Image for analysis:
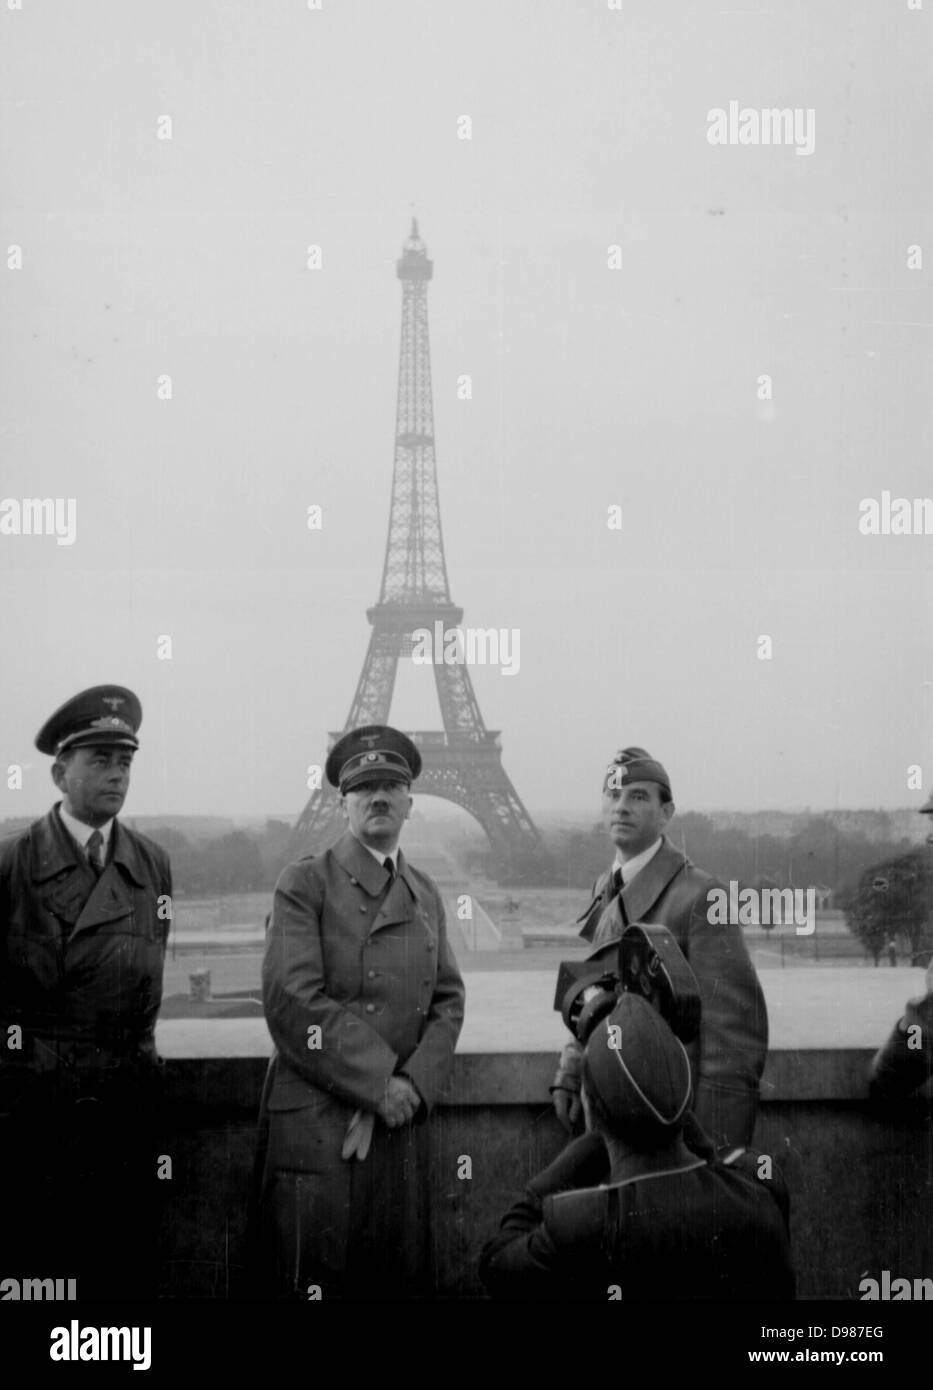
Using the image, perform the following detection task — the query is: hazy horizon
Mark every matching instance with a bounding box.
[2,798,928,835]
[2,1,930,826]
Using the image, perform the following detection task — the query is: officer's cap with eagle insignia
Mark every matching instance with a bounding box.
[603,746,671,797]
[326,724,422,793]
[35,685,142,757]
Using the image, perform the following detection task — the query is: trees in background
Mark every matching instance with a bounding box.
[544,811,913,899]
[844,849,933,966]
[145,823,273,896]
[132,813,930,927]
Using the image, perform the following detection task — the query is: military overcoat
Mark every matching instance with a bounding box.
[257,830,465,1297]
[563,837,768,1151]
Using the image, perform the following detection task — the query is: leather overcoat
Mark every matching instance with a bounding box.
[0,804,171,1110]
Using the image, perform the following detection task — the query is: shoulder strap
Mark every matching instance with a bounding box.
[544,1186,611,1250]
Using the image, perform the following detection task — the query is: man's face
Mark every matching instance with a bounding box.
[341,777,412,851]
[52,745,134,827]
[601,779,673,860]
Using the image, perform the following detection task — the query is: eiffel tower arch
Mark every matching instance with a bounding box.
[291,222,552,884]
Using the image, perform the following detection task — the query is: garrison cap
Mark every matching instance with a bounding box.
[326,724,422,793]
[604,746,671,797]
[35,685,142,757]
[583,993,692,1149]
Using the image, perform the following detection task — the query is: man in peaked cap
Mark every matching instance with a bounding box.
[550,747,768,1154]
[0,685,172,1298]
[481,994,794,1299]
[256,723,465,1298]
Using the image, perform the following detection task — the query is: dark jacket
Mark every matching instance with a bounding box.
[480,1132,795,1300]
[256,830,465,1296]
[558,838,768,1150]
[869,984,933,1100]
[0,805,171,1111]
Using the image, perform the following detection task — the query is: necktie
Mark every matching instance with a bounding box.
[384,856,396,883]
[86,830,104,877]
[610,868,628,927]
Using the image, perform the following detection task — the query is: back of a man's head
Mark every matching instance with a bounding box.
[582,993,692,1151]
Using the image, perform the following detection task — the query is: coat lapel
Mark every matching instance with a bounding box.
[371,847,424,932]
[30,806,82,883]
[576,869,612,942]
[71,865,137,938]
[333,831,391,898]
[620,840,685,924]
[582,839,686,948]
[331,833,422,934]
[32,812,145,940]
[109,819,149,889]
[371,878,417,932]
[372,848,426,932]
[28,807,95,935]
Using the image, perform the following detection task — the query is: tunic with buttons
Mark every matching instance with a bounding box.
[256,830,465,1297]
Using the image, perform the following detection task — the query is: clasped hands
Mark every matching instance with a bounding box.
[341,1076,421,1161]
[377,1074,421,1129]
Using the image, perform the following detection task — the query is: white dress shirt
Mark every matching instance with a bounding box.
[613,836,663,886]
[361,841,399,874]
[58,803,114,863]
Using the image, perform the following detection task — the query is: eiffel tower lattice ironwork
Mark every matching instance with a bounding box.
[291,221,551,882]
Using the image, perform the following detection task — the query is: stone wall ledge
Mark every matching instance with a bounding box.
[154,967,933,1109]
[154,1036,932,1110]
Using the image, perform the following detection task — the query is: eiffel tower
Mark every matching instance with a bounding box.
[291,221,551,883]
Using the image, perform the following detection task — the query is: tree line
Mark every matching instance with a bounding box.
[137,812,933,964]
[541,811,919,902]
[537,812,933,964]
[142,820,293,895]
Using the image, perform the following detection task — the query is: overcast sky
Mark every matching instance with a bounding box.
[1,0,931,824]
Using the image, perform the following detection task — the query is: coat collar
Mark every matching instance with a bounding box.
[579,836,688,943]
[331,831,424,930]
[619,836,688,924]
[30,805,148,888]
[395,848,419,901]
[109,818,149,887]
[333,830,398,897]
[31,806,81,882]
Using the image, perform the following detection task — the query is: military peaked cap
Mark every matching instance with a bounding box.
[35,685,142,756]
[326,724,422,793]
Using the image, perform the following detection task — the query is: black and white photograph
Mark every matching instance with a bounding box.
[1,0,931,1369]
